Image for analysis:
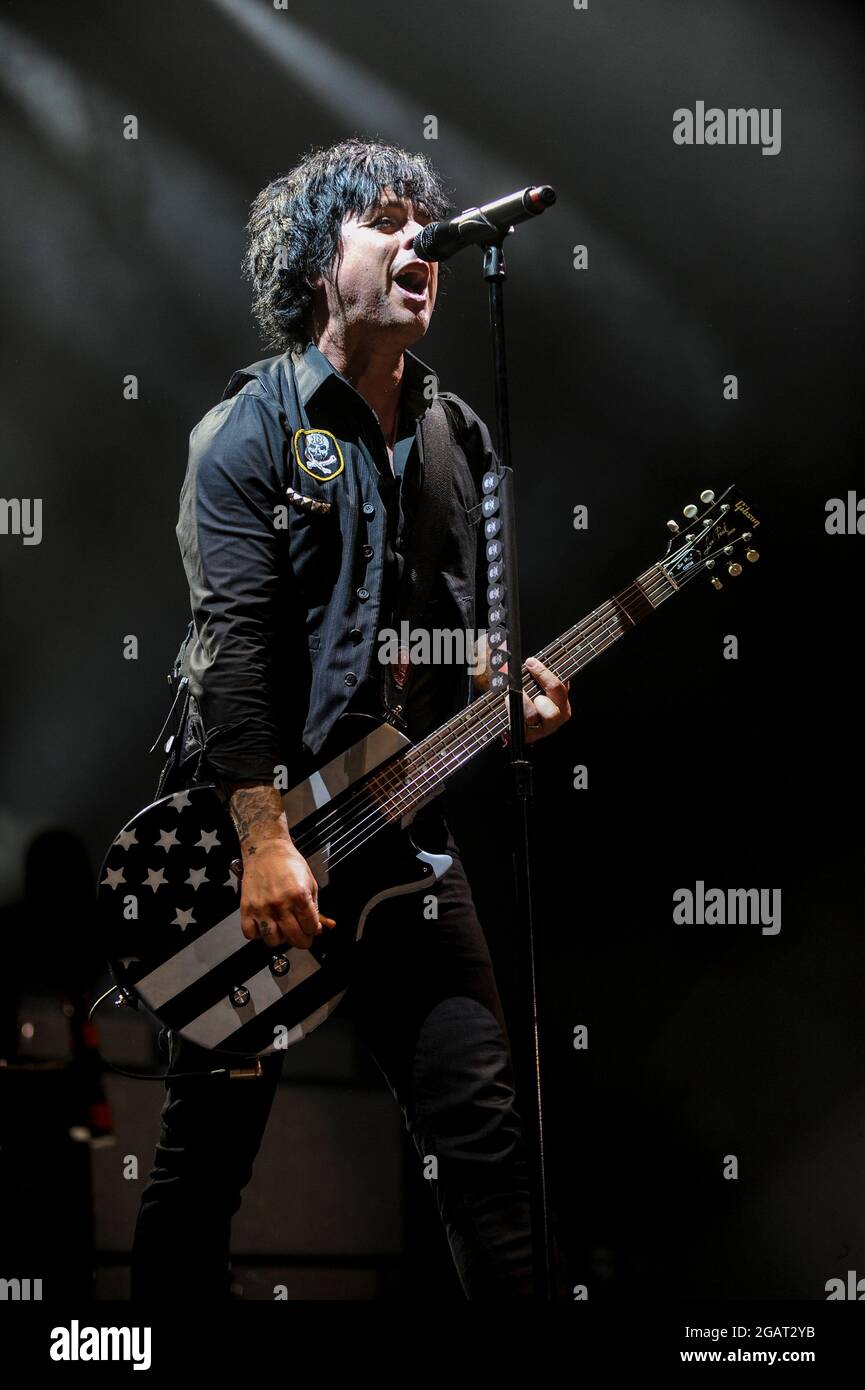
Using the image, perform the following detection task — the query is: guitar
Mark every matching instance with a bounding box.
[97,485,761,1056]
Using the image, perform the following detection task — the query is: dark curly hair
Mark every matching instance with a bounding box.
[242,137,453,354]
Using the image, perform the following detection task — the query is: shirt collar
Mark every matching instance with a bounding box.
[289,340,440,418]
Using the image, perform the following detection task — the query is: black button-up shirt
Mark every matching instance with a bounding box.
[175,340,495,788]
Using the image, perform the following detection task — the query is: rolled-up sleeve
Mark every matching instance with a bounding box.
[176,389,288,784]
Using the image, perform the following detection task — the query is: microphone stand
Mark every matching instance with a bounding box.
[479,234,555,1301]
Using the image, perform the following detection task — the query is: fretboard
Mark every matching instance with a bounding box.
[363,562,678,824]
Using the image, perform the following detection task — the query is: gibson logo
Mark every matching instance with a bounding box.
[733,499,759,527]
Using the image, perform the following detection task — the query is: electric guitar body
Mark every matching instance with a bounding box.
[97,485,762,1057]
[97,714,453,1057]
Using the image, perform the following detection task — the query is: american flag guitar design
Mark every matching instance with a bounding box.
[97,488,760,1056]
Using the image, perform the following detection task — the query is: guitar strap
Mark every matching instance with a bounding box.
[381,397,455,726]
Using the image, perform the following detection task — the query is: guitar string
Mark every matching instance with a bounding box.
[289,572,667,857]
[291,570,674,867]
[302,516,718,857]
[287,569,677,874]
[313,615,645,876]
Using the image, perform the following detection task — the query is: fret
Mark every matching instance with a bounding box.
[369,576,669,826]
[313,554,694,860]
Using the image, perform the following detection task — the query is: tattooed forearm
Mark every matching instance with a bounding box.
[227,782,291,851]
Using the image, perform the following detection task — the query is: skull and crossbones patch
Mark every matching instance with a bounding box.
[293,428,345,483]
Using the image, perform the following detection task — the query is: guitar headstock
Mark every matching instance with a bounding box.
[661,485,761,590]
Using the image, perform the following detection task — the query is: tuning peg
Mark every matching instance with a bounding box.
[666,520,680,533]
[710,576,723,590]
[700,489,715,504]
[746,548,759,562]
[683,504,698,519]
[728,562,743,577]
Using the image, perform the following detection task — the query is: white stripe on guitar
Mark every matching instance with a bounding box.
[134,847,331,1010]
[281,719,408,827]
[175,847,453,1053]
[179,948,326,1050]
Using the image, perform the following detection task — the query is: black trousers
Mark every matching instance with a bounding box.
[131,808,534,1300]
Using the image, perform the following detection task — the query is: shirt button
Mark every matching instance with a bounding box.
[362,544,374,559]
[356,587,370,601]
[349,628,363,644]
[344,672,358,686]
[362,502,375,518]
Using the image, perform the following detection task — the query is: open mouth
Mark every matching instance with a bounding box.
[393,266,429,299]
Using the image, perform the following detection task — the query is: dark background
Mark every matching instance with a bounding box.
[0,0,862,1300]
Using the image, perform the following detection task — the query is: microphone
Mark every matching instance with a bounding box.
[413,184,556,263]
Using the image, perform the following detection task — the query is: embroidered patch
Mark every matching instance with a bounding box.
[293,428,345,483]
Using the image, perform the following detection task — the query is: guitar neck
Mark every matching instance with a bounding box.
[365,562,678,822]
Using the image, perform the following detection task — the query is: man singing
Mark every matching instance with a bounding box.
[131,138,570,1301]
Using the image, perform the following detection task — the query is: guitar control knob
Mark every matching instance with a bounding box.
[666,520,680,534]
[683,504,698,519]
[269,954,290,977]
[230,986,251,1008]
[728,562,743,577]
[710,576,723,590]
[700,489,715,504]
[746,548,760,562]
